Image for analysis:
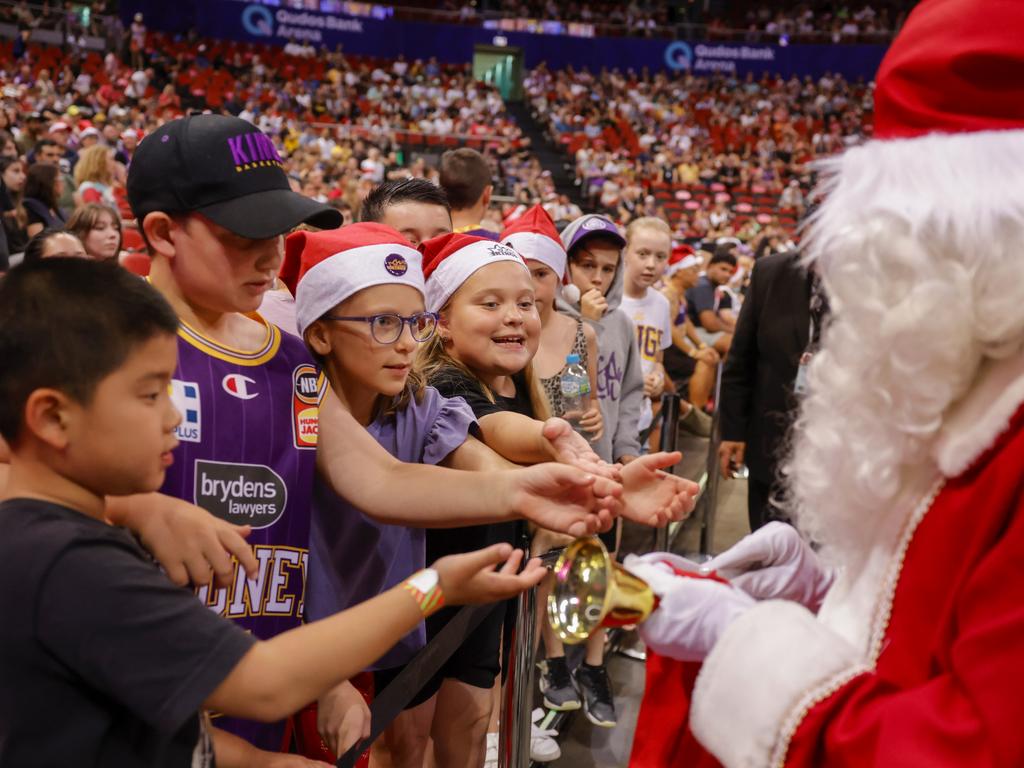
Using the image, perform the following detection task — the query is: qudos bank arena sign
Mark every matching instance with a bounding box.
[241,3,363,43]
[664,41,776,73]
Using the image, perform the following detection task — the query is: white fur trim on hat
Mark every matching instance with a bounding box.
[425,240,527,312]
[295,243,423,336]
[502,231,567,279]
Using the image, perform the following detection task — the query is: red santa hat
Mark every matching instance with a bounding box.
[873,0,1024,139]
[280,223,423,337]
[499,204,567,280]
[666,243,700,277]
[420,232,528,312]
[806,0,1024,260]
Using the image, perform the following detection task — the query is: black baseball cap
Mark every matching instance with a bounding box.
[127,114,341,239]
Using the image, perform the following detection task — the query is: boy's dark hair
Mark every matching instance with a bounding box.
[359,177,451,223]
[709,245,738,268]
[438,148,492,211]
[23,163,59,209]
[32,138,59,155]
[0,258,180,442]
[22,228,80,264]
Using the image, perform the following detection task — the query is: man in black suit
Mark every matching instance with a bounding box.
[717,250,827,531]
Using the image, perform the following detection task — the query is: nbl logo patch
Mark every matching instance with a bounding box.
[170,379,201,443]
[292,364,324,449]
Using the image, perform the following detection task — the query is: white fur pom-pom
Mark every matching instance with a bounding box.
[561,283,580,304]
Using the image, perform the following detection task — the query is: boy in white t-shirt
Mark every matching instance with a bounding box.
[620,217,674,442]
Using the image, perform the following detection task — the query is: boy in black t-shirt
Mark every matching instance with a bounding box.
[0,259,547,768]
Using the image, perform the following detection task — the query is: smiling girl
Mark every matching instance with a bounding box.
[283,224,625,768]
[415,232,699,755]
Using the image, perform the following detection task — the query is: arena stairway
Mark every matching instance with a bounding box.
[505,100,587,212]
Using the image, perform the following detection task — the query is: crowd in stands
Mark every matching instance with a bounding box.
[525,63,867,252]
[739,2,919,42]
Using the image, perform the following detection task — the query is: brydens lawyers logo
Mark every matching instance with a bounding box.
[384,253,409,276]
[170,379,201,443]
[194,459,287,529]
[222,373,259,400]
[292,364,324,449]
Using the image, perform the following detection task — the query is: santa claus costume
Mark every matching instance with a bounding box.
[626,0,1024,766]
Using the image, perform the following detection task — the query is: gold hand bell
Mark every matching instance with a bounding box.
[547,536,658,644]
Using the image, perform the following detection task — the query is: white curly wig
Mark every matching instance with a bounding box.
[785,128,1024,559]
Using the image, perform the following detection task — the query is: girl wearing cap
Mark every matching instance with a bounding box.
[282,223,628,767]
[415,231,699,757]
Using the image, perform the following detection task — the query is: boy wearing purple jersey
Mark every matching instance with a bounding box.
[128,115,626,762]
[0,258,549,768]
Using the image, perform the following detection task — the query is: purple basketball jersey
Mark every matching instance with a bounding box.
[161,316,322,751]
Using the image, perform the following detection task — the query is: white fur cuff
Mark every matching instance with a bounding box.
[691,600,862,768]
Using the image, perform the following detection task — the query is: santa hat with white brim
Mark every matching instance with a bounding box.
[420,232,528,313]
[666,243,700,277]
[280,223,424,337]
[499,204,567,280]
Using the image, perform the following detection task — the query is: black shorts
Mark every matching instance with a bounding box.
[419,521,522,696]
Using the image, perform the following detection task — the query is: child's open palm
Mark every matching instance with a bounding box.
[619,452,700,527]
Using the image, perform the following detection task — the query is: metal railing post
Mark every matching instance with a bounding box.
[654,392,681,553]
[499,565,539,767]
[699,363,724,555]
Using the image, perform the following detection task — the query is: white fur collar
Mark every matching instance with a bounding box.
[931,351,1024,478]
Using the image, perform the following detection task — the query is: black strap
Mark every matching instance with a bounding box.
[336,601,501,768]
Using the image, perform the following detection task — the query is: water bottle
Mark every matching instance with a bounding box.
[559,353,591,428]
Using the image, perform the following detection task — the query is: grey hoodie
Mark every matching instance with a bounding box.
[558,215,644,463]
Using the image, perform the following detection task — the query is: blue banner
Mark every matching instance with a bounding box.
[126,0,887,82]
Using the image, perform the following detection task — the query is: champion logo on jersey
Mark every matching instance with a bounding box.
[169,379,202,443]
[222,373,259,400]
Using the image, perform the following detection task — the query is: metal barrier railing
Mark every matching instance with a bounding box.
[341,376,724,767]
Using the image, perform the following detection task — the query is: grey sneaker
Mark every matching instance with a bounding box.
[574,662,617,728]
[680,402,712,437]
[538,656,581,711]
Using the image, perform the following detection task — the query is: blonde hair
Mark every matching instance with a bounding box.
[73,145,114,188]
[625,215,672,241]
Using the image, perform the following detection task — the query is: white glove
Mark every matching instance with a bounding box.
[624,553,755,662]
[705,521,833,612]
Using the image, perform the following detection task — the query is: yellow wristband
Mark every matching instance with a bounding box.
[402,569,445,617]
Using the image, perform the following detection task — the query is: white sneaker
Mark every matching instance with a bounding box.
[530,708,561,762]
[484,731,499,768]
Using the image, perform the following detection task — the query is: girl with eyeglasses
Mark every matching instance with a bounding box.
[282,223,625,767]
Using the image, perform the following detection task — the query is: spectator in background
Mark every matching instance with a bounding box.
[440,147,498,239]
[129,12,146,70]
[0,130,18,159]
[66,202,122,261]
[22,228,87,263]
[73,144,118,208]
[358,177,452,247]
[46,121,79,169]
[22,163,67,238]
[685,245,737,356]
[115,129,139,166]
[1,157,29,255]
[78,126,101,150]
[30,138,76,212]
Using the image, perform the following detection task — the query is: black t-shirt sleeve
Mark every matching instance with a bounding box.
[35,538,256,735]
[429,365,506,420]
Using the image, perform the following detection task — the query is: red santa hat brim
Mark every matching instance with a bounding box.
[282,223,424,337]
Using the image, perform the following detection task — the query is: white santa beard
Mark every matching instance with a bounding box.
[784,128,1024,563]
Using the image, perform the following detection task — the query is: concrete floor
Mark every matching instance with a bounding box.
[539,427,752,768]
